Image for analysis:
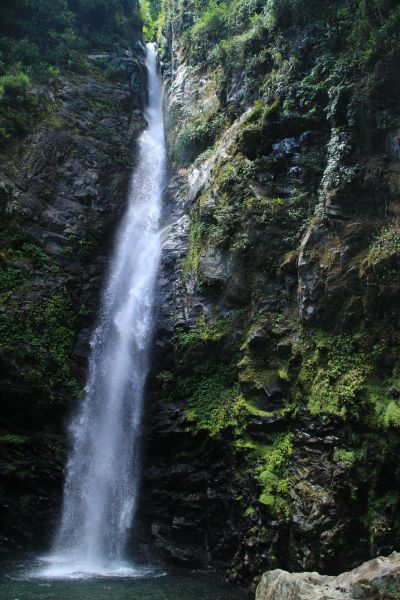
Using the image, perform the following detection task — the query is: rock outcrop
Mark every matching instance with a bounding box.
[256,552,400,600]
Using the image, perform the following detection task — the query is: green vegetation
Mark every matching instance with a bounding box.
[298,331,371,419]
[0,1,145,407]
[186,375,243,435]
[257,433,293,517]
[0,232,80,399]
[0,0,143,147]
[156,0,400,563]
[0,0,142,71]
[294,328,400,430]
[0,434,29,445]
[182,150,310,282]
[141,0,161,40]
[365,223,400,267]
[173,112,226,167]
[0,71,37,147]
[0,289,80,398]
[0,0,398,573]
[169,0,400,76]
[185,2,231,64]
[361,222,400,291]
[334,448,356,469]
[172,315,242,436]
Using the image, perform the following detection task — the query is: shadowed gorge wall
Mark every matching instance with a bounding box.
[137,0,400,590]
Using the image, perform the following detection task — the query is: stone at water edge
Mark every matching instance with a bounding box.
[255,552,400,599]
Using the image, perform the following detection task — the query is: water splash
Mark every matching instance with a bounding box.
[41,43,166,578]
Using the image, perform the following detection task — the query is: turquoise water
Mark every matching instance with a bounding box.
[0,559,249,600]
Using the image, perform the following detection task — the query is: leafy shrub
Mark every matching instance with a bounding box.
[186,3,230,63]
[173,112,226,166]
[257,433,293,517]
[298,331,371,418]
[0,72,30,101]
[364,223,400,269]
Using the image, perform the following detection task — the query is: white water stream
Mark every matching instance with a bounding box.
[41,43,167,578]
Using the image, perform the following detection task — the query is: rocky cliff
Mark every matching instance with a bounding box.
[1,0,400,593]
[0,32,148,551]
[137,0,400,591]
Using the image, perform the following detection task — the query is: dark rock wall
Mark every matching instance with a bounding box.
[137,0,400,591]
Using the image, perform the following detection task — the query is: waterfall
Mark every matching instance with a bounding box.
[42,43,166,577]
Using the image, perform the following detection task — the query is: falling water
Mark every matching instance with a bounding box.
[42,43,167,578]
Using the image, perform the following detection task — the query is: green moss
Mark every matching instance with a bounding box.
[0,266,25,303]
[293,329,400,430]
[0,278,80,398]
[382,400,400,428]
[185,217,205,275]
[236,99,280,157]
[244,505,255,518]
[189,149,308,268]
[175,314,233,358]
[365,223,400,265]
[231,432,294,518]
[187,379,243,436]
[9,243,51,266]
[193,158,255,254]
[0,434,29,444]
[297,330,371,418]
[361,223,400,289]
[0,72,30,101]
[192,147,215,168]
[364,487,400,553]
[78,239,95,258]
[239,355,280,393]
[157,370,174,383]
[171,314,245,435]
[256,432,293,518]
[368,367,400,428]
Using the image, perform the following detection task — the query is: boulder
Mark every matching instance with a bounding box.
[256,552,400,600]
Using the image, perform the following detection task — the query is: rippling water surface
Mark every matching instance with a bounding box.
[0,559,249,600]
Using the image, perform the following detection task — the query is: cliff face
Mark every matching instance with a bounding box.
[1,0,400,591]
[138,0,400,589]
[0,39,147,552]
